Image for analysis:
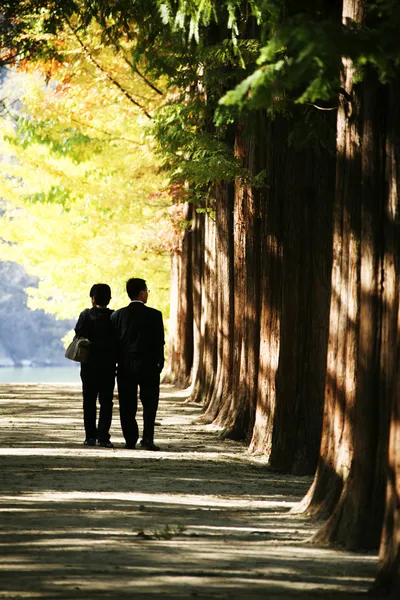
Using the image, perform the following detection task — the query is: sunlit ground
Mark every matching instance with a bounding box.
[0,383,377,599]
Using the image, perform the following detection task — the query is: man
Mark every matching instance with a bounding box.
[111,278,165,451]
[75,283,116,448]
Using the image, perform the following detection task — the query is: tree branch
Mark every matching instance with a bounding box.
[91,13,163,96]
[63,16,153,120]
[68,117,141,145]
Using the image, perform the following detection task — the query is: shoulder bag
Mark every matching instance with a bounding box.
[65,335,91,363]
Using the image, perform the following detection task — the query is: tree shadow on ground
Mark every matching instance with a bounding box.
[0,384,377,599]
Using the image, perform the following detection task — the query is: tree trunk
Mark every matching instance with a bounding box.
[295,0,363,521]
[371,77,400,599]
[250,110,334,475]
[167,202,193,387]
[214,118,261,440]
[249,114,284,458]
[298,0,391,551]
[189,208,204,398]
[201,181,235,423]
[190,207,218,404]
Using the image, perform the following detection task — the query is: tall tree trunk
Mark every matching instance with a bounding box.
[295,0,363,519]
[189,209,204,398]
[201,181,235,422]
[297,1,391,551]
[178,203,194,386]
[214,117,261,440]
[371,77,400,599]
[374,335,400,597]
[249,114,284,458]
[250,111,334,475]
[190,208,218,403]
[167,202,193,386]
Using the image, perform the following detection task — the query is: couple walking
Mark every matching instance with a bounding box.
[74,277,165,451]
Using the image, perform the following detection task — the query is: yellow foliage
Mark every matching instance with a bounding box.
[0,23,172,325]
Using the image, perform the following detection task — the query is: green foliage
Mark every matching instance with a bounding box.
[4,0,398,332]
[9,117,99,162]
[221,3,400,110]
[23,185,71,206]
[152,100,242,201]
[288,108,336,155]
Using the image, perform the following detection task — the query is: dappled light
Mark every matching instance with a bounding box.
[1,0,400,594]
[0,383,377,598]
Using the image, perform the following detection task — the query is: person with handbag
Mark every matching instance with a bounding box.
[74,283,116,448]
[111,278,165,451]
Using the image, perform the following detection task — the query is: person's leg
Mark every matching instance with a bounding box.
[81,365,98,443]
[97,366,115,444]
[117,370,139,447]
[139,371,160,444]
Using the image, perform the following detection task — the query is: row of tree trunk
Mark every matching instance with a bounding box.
[167,0,400,595]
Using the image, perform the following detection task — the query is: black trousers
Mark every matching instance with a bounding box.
[117,368,160,447]
[80,363,115,442]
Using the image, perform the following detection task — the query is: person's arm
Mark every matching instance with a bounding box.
[74,309,91,339]
[110,310,121,340]
[157,312,165,372]
[110,310,123,363]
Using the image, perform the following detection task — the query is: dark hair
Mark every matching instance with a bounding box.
[90,283,111,306]
[126,278,147,300]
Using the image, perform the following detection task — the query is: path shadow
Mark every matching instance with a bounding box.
[0,384,377,599]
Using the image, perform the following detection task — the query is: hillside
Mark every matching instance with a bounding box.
[0,261,73,366]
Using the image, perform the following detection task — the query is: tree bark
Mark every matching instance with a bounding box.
[371,77,400,598]
[188,209,204,399]
[167,202,193,387]
[249,110,334,475]
[297,1,392,551]
[214,118,261,440]
[190,207,218,404]
[249,114,284,458]
[201,181,235,423]
[295,0,363,522]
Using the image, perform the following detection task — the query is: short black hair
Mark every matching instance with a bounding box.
[90,283,111,306]
[126,278,147,300]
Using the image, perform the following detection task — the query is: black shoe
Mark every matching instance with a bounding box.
[124,443,136,449]
[84,438,96,446]
[97,440,114,448]
[140,439,160,451]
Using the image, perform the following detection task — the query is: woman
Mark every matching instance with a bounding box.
[74,283,116,448]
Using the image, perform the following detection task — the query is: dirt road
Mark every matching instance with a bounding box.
[0,383,376,599]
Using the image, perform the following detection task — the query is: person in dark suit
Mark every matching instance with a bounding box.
[111,278,165,451]
[74,283,116,448]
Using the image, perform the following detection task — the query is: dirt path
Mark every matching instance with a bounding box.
[0,383,377,599]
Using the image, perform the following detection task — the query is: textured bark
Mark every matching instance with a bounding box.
[374,359,400,597]
[298,1,392,552]
[201,182,234,423]
[371,78,400,598]
[214,119,261,440]
[249,110,334,475]
[249,115,284,459]
[295,1,363,521]
[167,202,193,387]
[178,203,194,386]
[167,251,180,380]
[189,209,204,397]
[190,209,217,404]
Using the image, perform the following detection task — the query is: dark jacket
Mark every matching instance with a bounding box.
[110,302,164,373]
[75,307,116,366]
